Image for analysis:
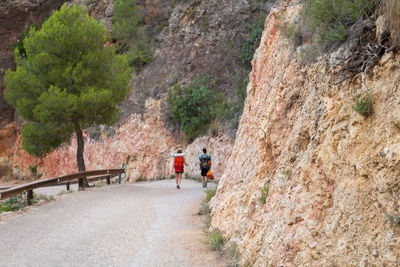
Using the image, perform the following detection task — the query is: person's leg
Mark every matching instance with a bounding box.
[202,176,207,188]
[201,168,206,188]
[177,173,182,188]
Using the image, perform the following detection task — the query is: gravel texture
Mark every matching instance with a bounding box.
[0,179,224,266]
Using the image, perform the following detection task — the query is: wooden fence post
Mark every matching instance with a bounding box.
[66,182,70,191]
[27,190,33,206]
[78,178,84,190]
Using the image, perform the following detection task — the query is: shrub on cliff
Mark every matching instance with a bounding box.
[165,76,216,142]
[281,0,381,60]
[4,5,131,188]
[303,0,379,44]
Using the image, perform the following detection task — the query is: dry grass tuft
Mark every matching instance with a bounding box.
[382,0,400,46]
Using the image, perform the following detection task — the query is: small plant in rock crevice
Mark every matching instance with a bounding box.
[206,229,226,252]
[205,188,217,203]
[135,176,147,182]
[227,241,241,267]
[259,185,270,204]
[352,93,371,117]
[386,213,400,226]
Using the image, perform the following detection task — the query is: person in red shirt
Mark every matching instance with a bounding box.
[172,150,186,189]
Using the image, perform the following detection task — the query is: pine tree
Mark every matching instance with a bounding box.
[4,5,131,188]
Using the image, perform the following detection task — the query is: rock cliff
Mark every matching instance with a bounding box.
[9,99,232,180]
[211,1,400,266]
[0,0,66,128]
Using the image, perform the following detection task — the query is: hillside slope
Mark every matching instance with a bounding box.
[0,0,268,181]
[211,1,400,265]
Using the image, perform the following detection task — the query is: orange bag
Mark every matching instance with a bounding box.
[206,170,214,180]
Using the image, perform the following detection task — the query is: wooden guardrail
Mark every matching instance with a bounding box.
[0,168,125,205]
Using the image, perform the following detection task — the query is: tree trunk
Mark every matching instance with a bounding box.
[75,123,87,189]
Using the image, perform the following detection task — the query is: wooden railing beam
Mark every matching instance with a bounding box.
[0,168,125,201]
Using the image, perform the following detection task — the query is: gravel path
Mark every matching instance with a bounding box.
[0,180,224,266]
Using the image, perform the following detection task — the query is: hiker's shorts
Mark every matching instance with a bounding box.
[175,168,184,174]
[201,167,209,176]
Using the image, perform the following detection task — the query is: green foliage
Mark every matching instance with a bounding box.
[112,0,153,68]
[184,173,202,182]
[214,75,248,131]
[29,165,37,175]
[280,23,303,48]
[387,213,400,226]
[135,176,147,182]
[4,5,131,158]
[188,8,196,19]
[95,181,106,187]
[259,185,270,204]
[0,203,13,212]
[280,0,380,59]
[14,24,37,59]
[206,229,226,252]
[205,188,217,203]
[165,76,216,142]
[198,203,212,216]
[323,23,348,42]
[1,195,26,211]
[0,192,52,212]
[199,19,209,28]
[302,0,379,44]
[227,242,241,267]
[240,13,265,69]
[298,44,320,64]
[352,93,371,117]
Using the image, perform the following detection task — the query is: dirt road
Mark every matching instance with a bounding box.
[0,180,224,266]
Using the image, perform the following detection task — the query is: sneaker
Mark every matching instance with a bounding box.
[177,185,180,189]
[202,182,206,188]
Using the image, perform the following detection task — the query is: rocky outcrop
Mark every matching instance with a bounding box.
[0,0,66,129]
[9,99,232,180]
[121,0,268,118]
[211,1,400,266]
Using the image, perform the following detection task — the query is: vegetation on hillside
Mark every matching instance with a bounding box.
[164,2,269,141]
[4,5,131,187]
[281,0,382,63]
[112,0,153,69]
[165,76,216,142]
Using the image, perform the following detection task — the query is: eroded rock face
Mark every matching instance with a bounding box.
[10,99,232,181]
[211,1,400,266]
[0,0,66,129]
[1,0,256,182]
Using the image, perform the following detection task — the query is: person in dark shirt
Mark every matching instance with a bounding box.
[199,148,211,188]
